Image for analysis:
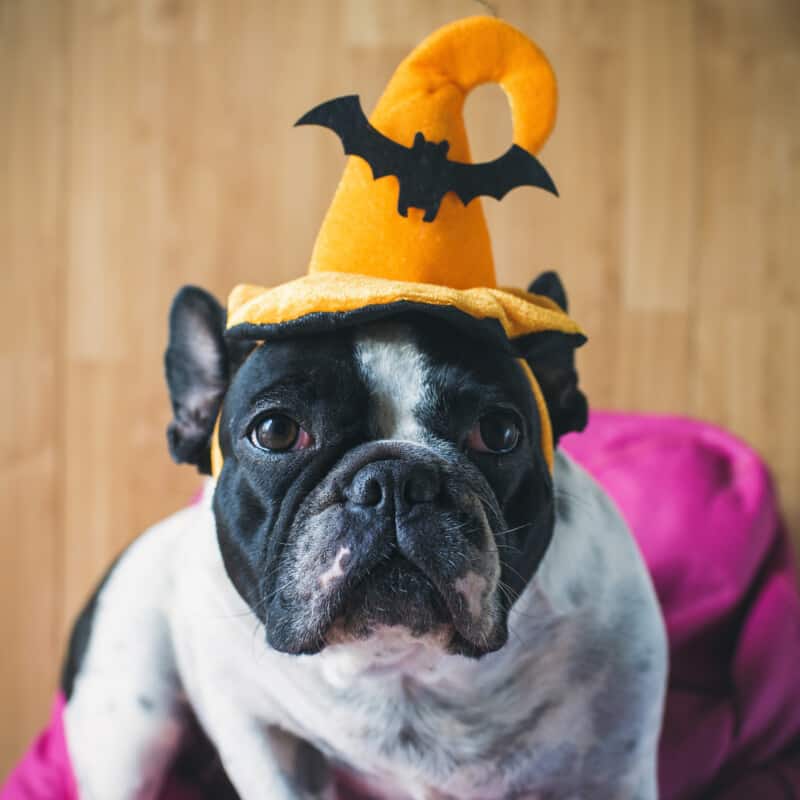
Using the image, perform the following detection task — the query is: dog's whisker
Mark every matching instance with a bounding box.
[494,521,534,538]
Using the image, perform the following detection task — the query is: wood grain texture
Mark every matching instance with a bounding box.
[1,0,798,776]
[0,0,67,773]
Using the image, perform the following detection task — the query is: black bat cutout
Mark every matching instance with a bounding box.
[296,95,558,223]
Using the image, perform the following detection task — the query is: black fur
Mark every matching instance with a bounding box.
[165,286,229,473]
[168,714,241,799]
[212,332,372,648]
[411,316,554,602]
[525,271,589,443]
[61,556,121,699]
[165,286,254,474]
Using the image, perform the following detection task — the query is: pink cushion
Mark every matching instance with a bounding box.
[562,412,800,798]
[1,695,77,800]
[4,412,799,799]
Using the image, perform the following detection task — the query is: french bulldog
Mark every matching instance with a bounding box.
[61,272,668,800]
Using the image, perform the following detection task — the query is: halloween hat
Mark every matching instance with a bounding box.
[212,16,585,477]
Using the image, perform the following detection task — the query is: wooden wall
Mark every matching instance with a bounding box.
[1,0,798,776]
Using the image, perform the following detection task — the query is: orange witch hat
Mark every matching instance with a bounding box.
[211,17,584,477]
[304,15,559,289]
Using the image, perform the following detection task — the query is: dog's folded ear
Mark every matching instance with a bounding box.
[164,286,231,474]
[523,271,589,445]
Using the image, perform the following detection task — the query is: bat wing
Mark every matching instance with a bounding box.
[447,144,559,206]
[295,95,411,181]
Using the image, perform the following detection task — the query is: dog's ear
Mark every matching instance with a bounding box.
[523,271,589,445]
[165,286,230,474]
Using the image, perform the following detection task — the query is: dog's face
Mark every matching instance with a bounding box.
[214,319,551,658]
[164,275,586,660]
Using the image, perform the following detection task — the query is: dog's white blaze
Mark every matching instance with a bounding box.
[454,571,488,621]
[354,324,428,441]
[319,546,350,590]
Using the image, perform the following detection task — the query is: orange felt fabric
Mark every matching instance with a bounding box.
[225,272,582,342]
[306,16,557,290]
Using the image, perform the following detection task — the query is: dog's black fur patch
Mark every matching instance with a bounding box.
[525,271,589,444]
[165,287,255,474]
[61,556,121,699]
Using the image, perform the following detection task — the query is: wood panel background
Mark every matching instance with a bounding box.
[1,0,798,776]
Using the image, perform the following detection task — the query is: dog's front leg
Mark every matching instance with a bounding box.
[64,675,186,800]
[211,720,336,800]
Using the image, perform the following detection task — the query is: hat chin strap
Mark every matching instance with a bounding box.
[208,361,553,481]
[518,359,555,472]
[210,416,223,480]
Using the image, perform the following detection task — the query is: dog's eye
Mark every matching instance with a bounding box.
[466,410,521,454]
[249,414,312,452]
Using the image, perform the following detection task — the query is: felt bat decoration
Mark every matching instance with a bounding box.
[296,95,558,223]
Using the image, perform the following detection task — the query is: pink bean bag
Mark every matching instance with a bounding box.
[562,412,800,799]
[4,412,800,799]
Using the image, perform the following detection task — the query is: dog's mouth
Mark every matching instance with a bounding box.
[264,467,509,659]
[291,551,506,658]
[328,553,451,633]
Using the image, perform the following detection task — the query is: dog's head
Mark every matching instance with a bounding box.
[164,272,586,659]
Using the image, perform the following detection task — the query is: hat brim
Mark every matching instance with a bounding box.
[224,272,586,355]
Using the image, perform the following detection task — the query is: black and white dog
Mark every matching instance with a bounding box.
[62,273,667,800]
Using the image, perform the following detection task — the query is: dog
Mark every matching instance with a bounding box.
[61,271,668,800]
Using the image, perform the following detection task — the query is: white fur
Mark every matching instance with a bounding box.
[65,452,667,800]
[453,571,488,621]
[354,325,429,442]
[319,546,351,591]
[64,510,190,800]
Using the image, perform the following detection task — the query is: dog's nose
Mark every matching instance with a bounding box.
[345,461,441,510]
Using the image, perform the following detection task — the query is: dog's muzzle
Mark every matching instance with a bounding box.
[265,442,506,657]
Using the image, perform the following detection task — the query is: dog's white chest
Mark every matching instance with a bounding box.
[166,453,667,800]
[66,453,666,800]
